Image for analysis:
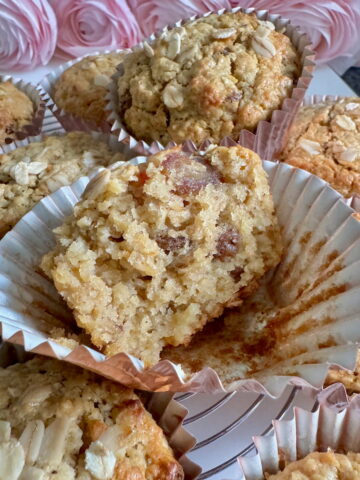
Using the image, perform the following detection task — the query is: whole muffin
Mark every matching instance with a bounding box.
[0,132,124,238]
[117,11,300,145]
[0,357,183,480]
[41,144,282,366]
[279,98,360,197]
[0,81,34,144]
[54,52,125,127]
[267,451,360,479]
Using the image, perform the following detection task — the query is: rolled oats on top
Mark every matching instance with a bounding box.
[117,11,300,145]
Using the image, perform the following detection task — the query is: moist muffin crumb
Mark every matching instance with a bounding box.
[41,144,282,366]
[117,11,300,145]
[0,131,125,238]
[54,52,126,127]
[279,98,360,197]
[0,81,34,144]
[266,451,360,479]
[0,357,183,480]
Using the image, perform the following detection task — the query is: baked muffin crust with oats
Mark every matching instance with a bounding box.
[41,145,282,366]
[266,451,360,479]
[0,132,124,238]
[279,98,360,197]
[0,357,183,480]
[117,11,300,145]
[54,52,126,127]
[0,81,34,144]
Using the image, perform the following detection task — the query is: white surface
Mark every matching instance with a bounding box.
[1,61,356,97]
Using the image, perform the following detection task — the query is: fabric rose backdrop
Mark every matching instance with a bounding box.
[0,0,359,70]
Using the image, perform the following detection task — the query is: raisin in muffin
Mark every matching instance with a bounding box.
[41,145,282,366]
[0,357,183,480]
[279,98,360,197]
[117,11,300,145]
[54,52,125,127]
[0,81,34,144]
[0,132,124,238]
[266,451,360,479]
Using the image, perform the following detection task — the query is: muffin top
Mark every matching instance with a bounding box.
[117,11,300,145]
[0,131,124,238]
[279,98,360,197]
[0,357,183,480]
[266,451,360,479]
[0,81,34,144]
[40,145,281,366]
[54,52,125,127]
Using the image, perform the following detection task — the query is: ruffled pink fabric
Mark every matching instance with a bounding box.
[128,0,232,37]
[0,0,57,71]
[229,0,360,62]
[51,0,142,59]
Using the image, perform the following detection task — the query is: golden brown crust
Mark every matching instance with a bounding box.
[117,12,300,145]
[54,53,126,127]
[0,81,34,144]
[279,98,360,197]
[0,357,183,480]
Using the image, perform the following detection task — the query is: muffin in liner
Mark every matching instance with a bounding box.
[0,140,359,395]
[0,75,46,145]
[107,6,315,158]
[277,94,360,216]
[0,341,200,480]
[238,383,360,479]
[40,49,126,134]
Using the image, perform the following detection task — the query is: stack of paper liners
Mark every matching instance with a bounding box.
[0,142,359,395]
[238,383,360,479]
[107,6,315,159]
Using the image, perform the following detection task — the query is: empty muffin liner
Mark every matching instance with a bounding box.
[0,341,200,479]
[107,6,315,158]
[0,75,46,146]
[237,383,360,479]
[0,140,359,396]
[40,49,126,135]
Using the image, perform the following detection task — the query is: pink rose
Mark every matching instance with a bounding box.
[0,0,57,71]
[128,0,232,37]
[51,0,142,59]
[229,0,360,62]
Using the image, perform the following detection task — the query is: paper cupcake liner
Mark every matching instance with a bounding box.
[107,6,315,157]
[40,49,126,134]
[238,383,360,479]
[0,341,200,479]
[0,143,359,395]
[0,75,46,145]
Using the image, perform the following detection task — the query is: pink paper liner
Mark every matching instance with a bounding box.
[0,75,46,146]
[40,49,126,134]
[0,144,359,396]
[107,6,316,158]
[0,342,200,480]
[238,383,360,479]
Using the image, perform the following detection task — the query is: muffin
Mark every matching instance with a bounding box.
[117,11,300,145]
[0,132,124,238]
[0,357,183,480]
[267,451,360,479]
[41,145,282,366]
[0,81,34,144]
[279,98,360,197]
[54,52,126,127]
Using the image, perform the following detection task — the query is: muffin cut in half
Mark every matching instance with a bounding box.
[0,357,183,480]
[41,145,282,366]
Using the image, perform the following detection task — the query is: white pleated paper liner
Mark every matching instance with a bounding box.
[0,152,360,395]
[107,6,315,158]
[0,341,200,480]
[0,75,46,145]
[40,49,126,134]
[237,383,360,480]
